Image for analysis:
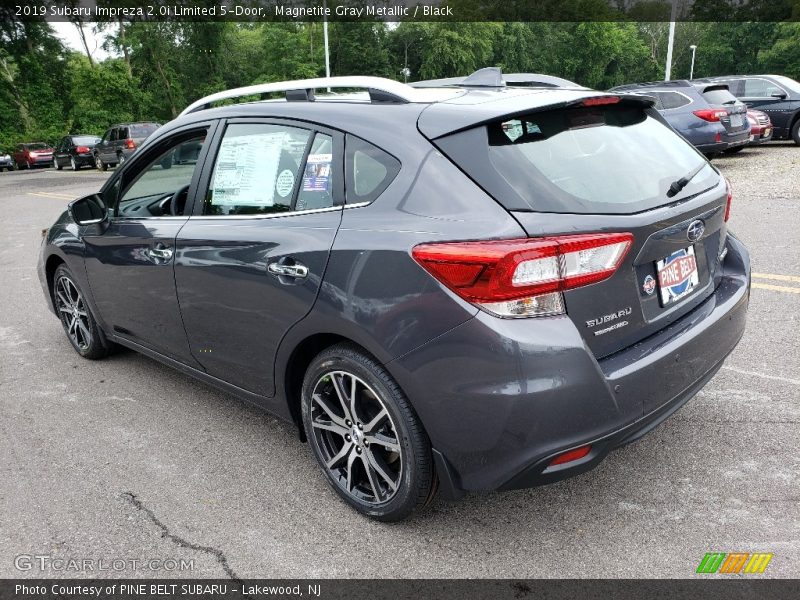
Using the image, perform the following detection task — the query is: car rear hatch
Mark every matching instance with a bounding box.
[418,91,731,371]
[699,85,749,138]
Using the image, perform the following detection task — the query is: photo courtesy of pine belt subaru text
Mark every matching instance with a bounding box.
[38,68,751,521]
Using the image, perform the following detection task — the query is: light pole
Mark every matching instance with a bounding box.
[689,45,697,79]
[664,0,678,81]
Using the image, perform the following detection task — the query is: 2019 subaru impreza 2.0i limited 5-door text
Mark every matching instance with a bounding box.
[38,68,750,521]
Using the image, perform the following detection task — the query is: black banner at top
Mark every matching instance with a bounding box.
[6,0,800,22]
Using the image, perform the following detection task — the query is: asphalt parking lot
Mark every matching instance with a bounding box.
[1,145,798,579]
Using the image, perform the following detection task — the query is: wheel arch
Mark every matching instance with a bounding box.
[45,253,67,309]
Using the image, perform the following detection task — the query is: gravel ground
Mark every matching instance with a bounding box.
[0,142,798,579]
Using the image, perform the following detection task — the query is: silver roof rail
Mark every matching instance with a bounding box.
[180,76,456,116]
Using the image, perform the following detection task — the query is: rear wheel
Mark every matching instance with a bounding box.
[54,157,62,170]
[70,157,79,171]
[301,344,436,521]
[95,155,107,171]
[118,153,126,167]
[791,119,800,145]
[53,265,112,360]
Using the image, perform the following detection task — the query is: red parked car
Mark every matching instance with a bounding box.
[13,143,54,169]
[746,109,773,145]
[726,109,772,154]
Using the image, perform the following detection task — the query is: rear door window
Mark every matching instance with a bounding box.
[659,91,692,110]
[435,103,718,215]
[202,123,339,216]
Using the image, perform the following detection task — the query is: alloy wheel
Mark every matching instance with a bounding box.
[309,371,403,505]
[54,275,92,351]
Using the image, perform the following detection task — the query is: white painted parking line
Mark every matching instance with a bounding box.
[722,366,800,386]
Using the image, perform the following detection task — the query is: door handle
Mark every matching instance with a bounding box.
[147,246,173,261]
[268,262,308,279]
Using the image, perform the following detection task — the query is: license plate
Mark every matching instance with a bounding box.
[731,114,743,127]
[656,246,699,306]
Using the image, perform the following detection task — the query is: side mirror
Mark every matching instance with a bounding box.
[68,194,108,226]
[770,92,787,99]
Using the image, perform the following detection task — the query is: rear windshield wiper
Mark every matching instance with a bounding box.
[667,162,707,198]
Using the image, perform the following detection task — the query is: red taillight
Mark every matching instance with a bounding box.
[125,139,136,149]
[412,233,632,318]
[724,178,732,222]
[581,96,620,107]
[692,109,727,122]
[75,146,90,153]
[549,445,592,466]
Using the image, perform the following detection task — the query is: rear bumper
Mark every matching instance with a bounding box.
[390,234,750,496]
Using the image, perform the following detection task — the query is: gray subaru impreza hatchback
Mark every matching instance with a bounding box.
[38,68,750,521]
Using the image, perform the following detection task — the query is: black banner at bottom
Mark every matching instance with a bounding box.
[1,579,799,600]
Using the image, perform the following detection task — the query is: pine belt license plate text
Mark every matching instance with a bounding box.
[656,246,699,306]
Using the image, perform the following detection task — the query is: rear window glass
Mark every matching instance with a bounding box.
[702,88,738,105]
[130,124,159,137]
[72,136,100,145]
[26,143,49,150]
[436,104,718,215]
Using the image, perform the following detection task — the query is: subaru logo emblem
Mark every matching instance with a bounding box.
[687,219,705,242]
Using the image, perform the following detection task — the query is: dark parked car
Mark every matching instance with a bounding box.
[93,122,161,171]
[13,142,54,169]
[38,70,750,521]
[609,80,750,155]
[0,151,13,171]
[53,135,102,171]
[693,74,800,144]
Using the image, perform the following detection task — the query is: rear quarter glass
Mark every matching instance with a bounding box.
[433,104,720,215]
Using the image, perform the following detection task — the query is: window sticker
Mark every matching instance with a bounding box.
[302,153,332,192]
[211,132,284,206]
[275,169,295,198]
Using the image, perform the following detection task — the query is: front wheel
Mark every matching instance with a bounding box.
[301,343,436,521]
[791,119,800,145]
[53,265,112,360]
[54,157,63,170]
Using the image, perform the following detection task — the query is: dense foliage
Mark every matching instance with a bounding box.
[1,18,799,149]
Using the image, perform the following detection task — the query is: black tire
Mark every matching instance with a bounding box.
[117,153,126,167]
[70,157,80,171]
[95,154,107,172]
[791,118,800,145]
[54,157,63,170]
[301,343,436,521]
[52,265,113,360]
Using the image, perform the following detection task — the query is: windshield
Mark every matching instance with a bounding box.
[26,143,49,150]
[73,136,100,145]
[772,75,800,94]
[479,105,716,213]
